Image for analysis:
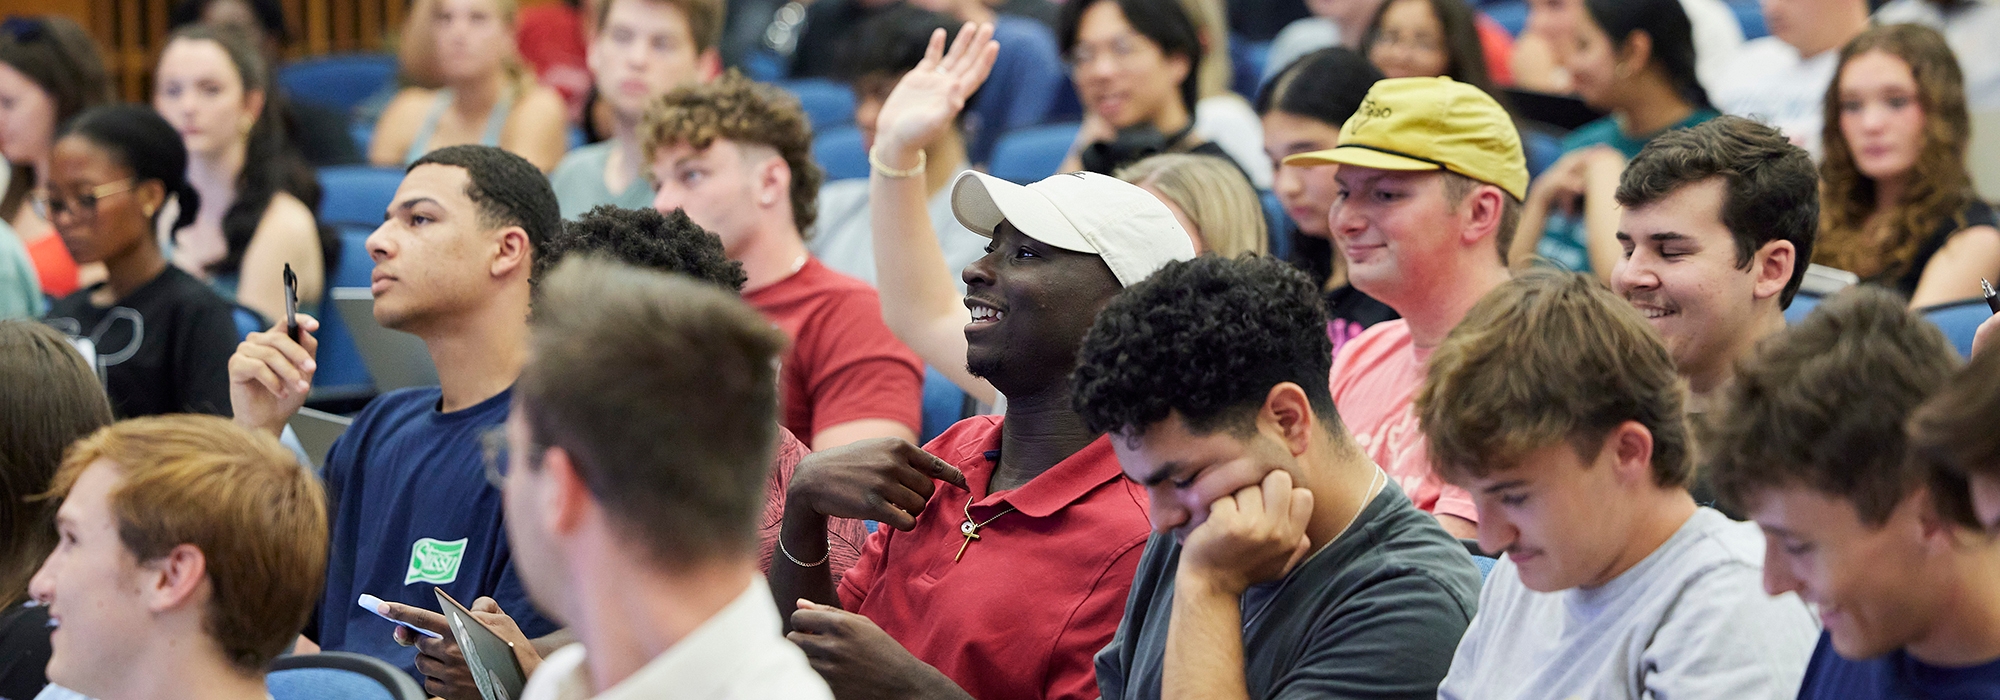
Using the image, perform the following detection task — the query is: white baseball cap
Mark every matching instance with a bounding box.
[950,171,1197,288]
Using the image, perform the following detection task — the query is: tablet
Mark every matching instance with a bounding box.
[434,588,528,700]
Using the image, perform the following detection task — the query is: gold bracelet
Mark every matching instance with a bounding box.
[869,146,926,179]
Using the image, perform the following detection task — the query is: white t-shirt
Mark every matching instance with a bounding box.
[1439,507,1821,700]
[1194,94,1273,189]
[1682,0,1747,93]
[1710,37,1842,159]
[1875,0,2000,109]
[808,174,989,292]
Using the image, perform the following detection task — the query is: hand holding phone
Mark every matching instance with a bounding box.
[357,594,443,639]
[283,263,300,342]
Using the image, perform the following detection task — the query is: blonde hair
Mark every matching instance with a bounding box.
[47,415,327,674]
[1177,0,1232,99]
[1118,153,1268,257]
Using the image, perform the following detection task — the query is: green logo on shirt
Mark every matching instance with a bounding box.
[406,537,468,585]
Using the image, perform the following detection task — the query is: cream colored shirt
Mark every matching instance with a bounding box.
[519,579,832,700]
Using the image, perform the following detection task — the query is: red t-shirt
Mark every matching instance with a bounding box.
[515,3,591,122]
[744,257,924,446]
[837,415,1150,700]
[759,426,870,582]
[26,230,78,298]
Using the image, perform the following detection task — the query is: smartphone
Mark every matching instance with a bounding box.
[357,594,443,639]
[283,263,300,342]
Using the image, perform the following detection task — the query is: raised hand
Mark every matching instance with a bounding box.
[785,438,969,531]
[873,21,1001,160]
[228,314,320,436]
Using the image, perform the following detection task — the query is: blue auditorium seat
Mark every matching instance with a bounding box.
[317,166,405,229]
[814,125,870,181]
[776,78,856,131]
[922,367,971,443]
[1920,299,1992,359]
[989,122,1081,184]
[1484,0,1529,37]
[277,54,398,113]
[1783,291,1823,325]
[1231,37,1272,99]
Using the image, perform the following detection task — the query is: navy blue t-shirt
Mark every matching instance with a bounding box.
[308,385,556,678]
[1798,631,2000,699]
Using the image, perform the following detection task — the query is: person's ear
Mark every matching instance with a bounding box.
[1163,51,1193,91]
[136,180,167,221]
[1260,383,1317,457]
[1606,420,1656,487]
[539,446,594,536]
[1459,184,1506,251]
[242,88,267,130]
[696,48,723,83]
[143,544,211,614]
[758,154,791,211]
[1617,30,1653,78]
[491,225,533,280]
[1752,239,1795,303]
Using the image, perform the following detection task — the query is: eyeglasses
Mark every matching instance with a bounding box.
[480,426,512,489]
[1067,34,1154,68]
[32,179,136,221]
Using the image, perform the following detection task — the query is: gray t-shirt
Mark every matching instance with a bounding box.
[1439,507,1820,700]
[550,140,655,221]
[808,176,988,292]
[1096,481,1482,700]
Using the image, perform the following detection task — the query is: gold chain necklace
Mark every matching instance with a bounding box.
[955,495,1017,562]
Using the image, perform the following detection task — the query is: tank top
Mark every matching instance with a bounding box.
[403,86,516,165]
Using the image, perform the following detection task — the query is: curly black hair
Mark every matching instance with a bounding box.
[541,205,747,292]
[1071,255,1337,437]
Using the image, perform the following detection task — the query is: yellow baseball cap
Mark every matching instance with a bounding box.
[1283,77,1528,201]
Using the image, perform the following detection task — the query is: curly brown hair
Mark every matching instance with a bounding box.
[640,71,822,233]
[1815,24,1974,283]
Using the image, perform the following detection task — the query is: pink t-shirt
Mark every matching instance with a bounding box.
[1327,319,1479,524]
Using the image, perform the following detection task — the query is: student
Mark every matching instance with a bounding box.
[1608,116,1816,511]
[1875,0,2000,110]
[901,0,1066,166]
[28,414,326,700]
[227,145,563,682]
[1419,269,1819,699]
[644,73,923,450]
[1912,337,2000,532]
[1113,154,1267,258]
[548,0,721,220]
[1512,0,1719,278]
[1173,0,1272,188]
[863,25,1258,404]
[153,25,337,326]
[0,320,113,699]
[1509,0,1741,96]
[0,16,112,299]
[1256,48,1398,353]
[166,0,365,167]
[1706,0,1868,157]
[1360,0,1500,91]
[370,0,570,172]
[1706,286,2000,698]
[505,257,832,699]
[767,35,1197,698]
[1055,0,1251,180]
[1077,255,1481,699]
[1263,0,1513,87]
[43,105,237,419]
[1281,76,1527,539]
[1814,24,2000,308]
[812,8,992,289]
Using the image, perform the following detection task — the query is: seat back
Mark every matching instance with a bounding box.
[277,55,399,113]
[990,122,1082,184]
[776,78,856,131]
[814,125,870,181]
[921,367,973,443]
[269,651,425,700]
[311,226,378,393]
[1919,298,1992,359]
[317,166,406,229]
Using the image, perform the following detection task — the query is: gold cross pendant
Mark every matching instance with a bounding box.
[955,520,982,562]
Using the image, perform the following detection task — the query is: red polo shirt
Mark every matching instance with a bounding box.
[837,415,1150,700]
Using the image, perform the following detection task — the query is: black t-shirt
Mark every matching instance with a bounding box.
[45,266,236,418]
[0,600,50,700]
[1095,482,1482,700]
[1893,198,1998,298]
[1326,284,1400,332]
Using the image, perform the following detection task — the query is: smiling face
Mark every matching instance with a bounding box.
[1462,437,1643,592]
[28,460,154,697]
[46,136,160,265]
[1262,111,1343,238]
[433,0,513,83]
[0,63,57,166]
[1328,166,1463,305]
[649,138,775,255]
[1114,410,1302,542]
[1836,50,1927,184]
[1368,0,1451,79]
[1563,14,1622,109]
[1070,0,1191,131]
[961,220,1122,391]
[1750,487,1945,659]
[366,163,511,330]
[1612,178,1788,388]
[589,0,710,123]
[153,38,260,160]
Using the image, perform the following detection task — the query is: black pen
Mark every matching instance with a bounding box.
[1983,278,2000,314]
[283,263,300,342]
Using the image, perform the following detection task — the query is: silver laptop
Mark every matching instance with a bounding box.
[288,407,353,471]
[331,286,439,393]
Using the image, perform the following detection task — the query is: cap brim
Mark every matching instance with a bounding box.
[1284,146,1444,172]
[950,171,1097,254]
